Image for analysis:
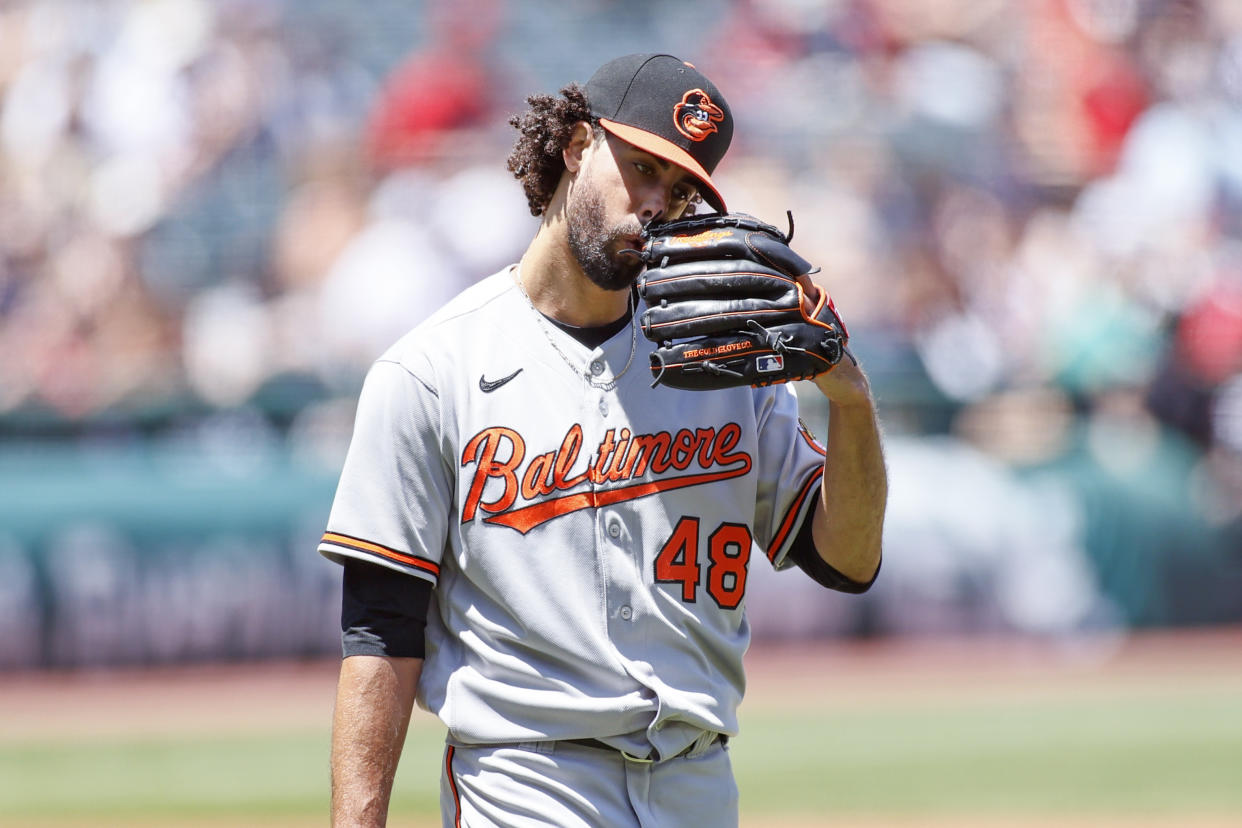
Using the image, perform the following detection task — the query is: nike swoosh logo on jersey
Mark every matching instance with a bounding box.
[479,368,523,393]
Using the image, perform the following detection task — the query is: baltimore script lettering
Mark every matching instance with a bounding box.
[461,422,752,534]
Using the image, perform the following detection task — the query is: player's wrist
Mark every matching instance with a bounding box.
[813,361,873,408]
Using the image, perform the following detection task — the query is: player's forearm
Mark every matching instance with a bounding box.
[331,655,422,828]
[811,391,887,583]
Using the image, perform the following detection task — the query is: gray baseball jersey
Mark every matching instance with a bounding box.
[319,266,826,761]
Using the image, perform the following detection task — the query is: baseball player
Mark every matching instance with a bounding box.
[321,54,887,827]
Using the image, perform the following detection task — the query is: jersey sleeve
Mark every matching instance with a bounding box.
[318,357,450,585]
[751,384,827,571]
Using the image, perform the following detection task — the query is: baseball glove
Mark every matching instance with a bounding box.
[636,211,850,390]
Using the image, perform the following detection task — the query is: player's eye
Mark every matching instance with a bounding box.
[634,162,655,176]
[671,186,691,203]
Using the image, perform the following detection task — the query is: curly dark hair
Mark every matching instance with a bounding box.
[506,83,601,217]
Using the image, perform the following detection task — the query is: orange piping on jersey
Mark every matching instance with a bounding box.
[445,745,462,827]
[321,532,441,577]
[767,466,823,561]
[485,461,752,534]
[798,420,827,456]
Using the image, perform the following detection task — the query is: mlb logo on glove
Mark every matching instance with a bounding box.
[756,355,784,373]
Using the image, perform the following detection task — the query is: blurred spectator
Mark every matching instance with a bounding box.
[364,0,508,168]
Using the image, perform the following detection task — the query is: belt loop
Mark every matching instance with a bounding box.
[621,749,656,764]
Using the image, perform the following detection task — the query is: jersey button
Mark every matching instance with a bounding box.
[590,360,605,376]
[607,521,621,538]
[619,605,632,620]
[598,398,609,416]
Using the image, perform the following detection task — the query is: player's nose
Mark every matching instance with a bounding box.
[638,189,667,225]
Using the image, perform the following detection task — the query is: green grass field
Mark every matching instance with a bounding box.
[2,655,1240,827]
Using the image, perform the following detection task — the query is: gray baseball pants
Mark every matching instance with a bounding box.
[440,737,737,827]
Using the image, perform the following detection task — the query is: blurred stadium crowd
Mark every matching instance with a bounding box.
[2,0,1241,667]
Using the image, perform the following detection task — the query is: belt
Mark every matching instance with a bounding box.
[562,733,728,763]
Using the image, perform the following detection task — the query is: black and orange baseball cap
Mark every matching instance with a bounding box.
[585,53,733,213]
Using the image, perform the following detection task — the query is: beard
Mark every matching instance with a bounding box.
[566,180,644,292]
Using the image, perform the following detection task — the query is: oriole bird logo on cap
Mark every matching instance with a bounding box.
[673,89,725,141]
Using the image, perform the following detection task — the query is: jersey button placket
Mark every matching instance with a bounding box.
[602,513,635,627]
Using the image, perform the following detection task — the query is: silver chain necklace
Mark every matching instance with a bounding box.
[514,265,638,392]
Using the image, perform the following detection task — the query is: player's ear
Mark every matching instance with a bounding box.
[562,121,595,175]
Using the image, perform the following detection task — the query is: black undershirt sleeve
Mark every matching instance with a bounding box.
[340,558,433,658]
[784,489,881,594]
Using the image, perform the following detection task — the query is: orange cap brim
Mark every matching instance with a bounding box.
[599,118,727,213]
